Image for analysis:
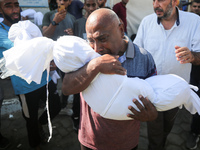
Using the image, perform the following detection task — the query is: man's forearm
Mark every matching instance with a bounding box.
[191,51,200,65]
[62,62,99,95]
[42,25,56,38]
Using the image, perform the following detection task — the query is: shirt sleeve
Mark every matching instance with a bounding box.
[42,11,52,27]
[0,29,14,58]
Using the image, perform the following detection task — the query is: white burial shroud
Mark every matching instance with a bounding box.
[1,35,200,120]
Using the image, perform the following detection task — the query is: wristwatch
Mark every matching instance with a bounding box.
[52,21,59,26]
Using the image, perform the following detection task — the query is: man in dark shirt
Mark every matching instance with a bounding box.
[68,0,84,19]
[113,0,129,34]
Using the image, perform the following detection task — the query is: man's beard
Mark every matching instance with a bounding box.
[98,3,104,8]
[155,0,173,19]
[3,12,21,24]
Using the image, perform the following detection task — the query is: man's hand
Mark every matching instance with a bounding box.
[64,28,73,35]
[53,9,67,23]
[127,95,158,122]
[175,46,195,64]
[90,54,127,75]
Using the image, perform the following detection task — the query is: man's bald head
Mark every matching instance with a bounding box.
[86,8,120,31]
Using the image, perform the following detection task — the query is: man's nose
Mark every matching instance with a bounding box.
[153,0,160,7]
[93,42,103,53]
[13,6,19,13]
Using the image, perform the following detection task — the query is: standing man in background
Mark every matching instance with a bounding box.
[186,0,200,149]
[113,0,129,34]
[42,0,75,40]
[97,0,106,8]
[190,0,200,15]
[134,0,200,150]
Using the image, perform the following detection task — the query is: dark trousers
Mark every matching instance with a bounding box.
[191,113,200,135]
[59,70,69,108]
[190,91,200,135]
[81,144,138,150]
[147,107,179,150]
[72,93,80,118]
[18,81,61,148]
[190,65,200,135]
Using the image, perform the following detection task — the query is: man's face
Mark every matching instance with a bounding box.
[84,0,98,16]
[97,0,106,8]
[153,0,175,19]
[86,18,124,55]
[56,0,70,9]
[191,2,200,15]
[0,0,20,24]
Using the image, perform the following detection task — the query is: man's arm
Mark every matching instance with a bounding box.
[62,54,127,95]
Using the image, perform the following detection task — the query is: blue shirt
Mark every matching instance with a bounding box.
[120,36,157,79]
[0,23,50,95]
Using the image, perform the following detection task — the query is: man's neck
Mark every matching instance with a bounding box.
[160,8,177,30]
[2,20,12,27]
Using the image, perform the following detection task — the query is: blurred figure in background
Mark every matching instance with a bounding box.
[112,0,129,34]
[68,0,84,19]
[97,0,106,8]
[190,0,200,15]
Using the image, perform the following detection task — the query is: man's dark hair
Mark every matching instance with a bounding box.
[191,0,200,4]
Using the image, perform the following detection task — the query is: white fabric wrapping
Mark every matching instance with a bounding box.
[49,70,60,84]
[8,20,43,46]
[53,36,100,73]
[3,37,54,84]
[21,9,36,19]
[34,12,44,26]
[1,35,200,120]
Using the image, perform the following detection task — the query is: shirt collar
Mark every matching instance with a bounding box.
[157,7,180,26]
[118,36,135,63]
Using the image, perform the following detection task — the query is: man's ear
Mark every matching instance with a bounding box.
[118,23,124,38]
[118,19,124,38]
[173,0,178,7]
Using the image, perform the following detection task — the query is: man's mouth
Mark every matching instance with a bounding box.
[12,14,19,19]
